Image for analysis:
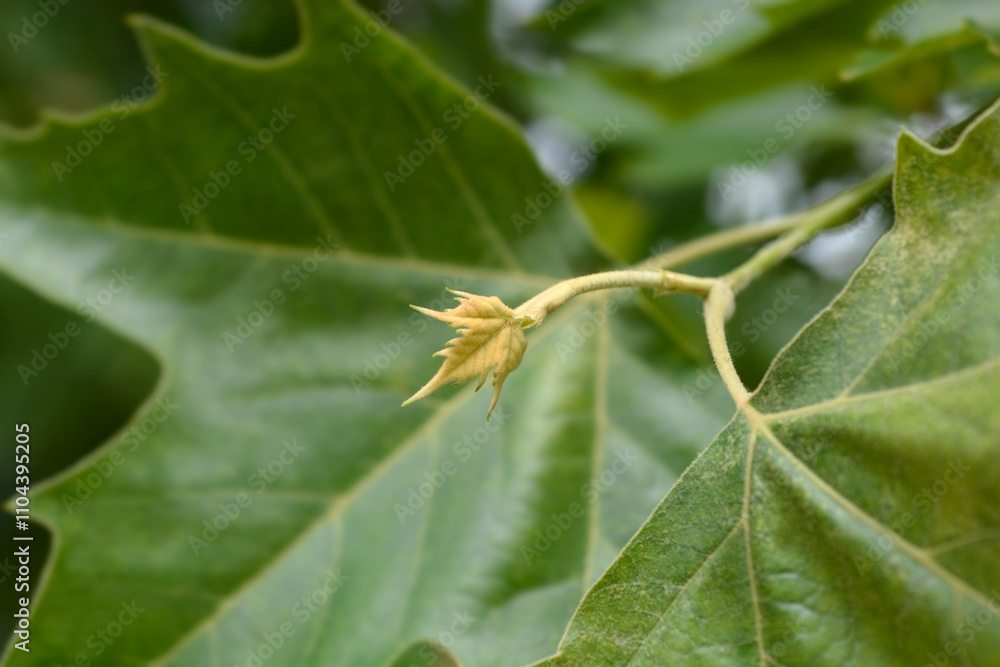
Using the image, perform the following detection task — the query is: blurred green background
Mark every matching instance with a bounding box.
[2,0,999,654]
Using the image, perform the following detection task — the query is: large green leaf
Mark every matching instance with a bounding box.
[535,100,1000,665]
[0,0,734,664]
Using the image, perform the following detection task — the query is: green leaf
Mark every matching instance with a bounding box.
[533,0,900,117]
[533,0,1000,122]
[855,0,1000,70]
[536,0,868,77]
[535,100,1000,665]
[520,67,886,190]
[0,0,299,126]
[0,1,733,664]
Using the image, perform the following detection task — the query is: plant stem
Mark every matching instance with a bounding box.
[514,269,716,327]
[513,169,891,331]
[704,281,751,407]
[723,170,892,293]
[699,170,892,405]
[504,169,892,403]
[639,216,804,272]
[640,169,888,272]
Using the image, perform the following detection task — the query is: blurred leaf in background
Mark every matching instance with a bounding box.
[0,0,299,127]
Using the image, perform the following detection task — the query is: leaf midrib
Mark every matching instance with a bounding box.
[748,405,995,612]
[617,393,997,666]
[758,355,1000,424]
[0,210,560,290]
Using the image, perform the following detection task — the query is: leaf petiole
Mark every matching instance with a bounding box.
[406,169,894,415]
[722,170,892,293]
[513,269,716,328]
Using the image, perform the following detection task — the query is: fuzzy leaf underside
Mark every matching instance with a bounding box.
[535,100,1000,667]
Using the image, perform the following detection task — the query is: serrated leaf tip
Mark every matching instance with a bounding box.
[402,291,527,418]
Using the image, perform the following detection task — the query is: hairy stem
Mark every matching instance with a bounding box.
[723,170,892,293]
[704,281,751,407]
[513,170,891,333]
[514,269,716,327]
[407,168,896,415]
[701,170,892,405]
